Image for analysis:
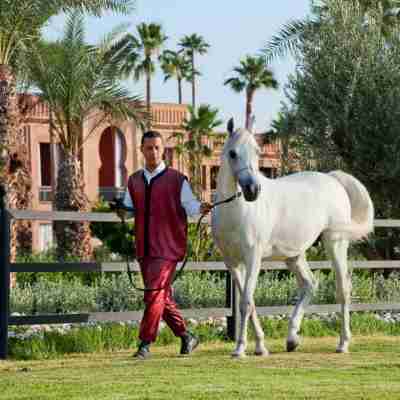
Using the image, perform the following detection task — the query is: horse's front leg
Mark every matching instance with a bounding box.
[230,267,268,357]
[232,250,262,358]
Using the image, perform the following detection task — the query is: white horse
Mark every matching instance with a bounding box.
[211,119,374,357]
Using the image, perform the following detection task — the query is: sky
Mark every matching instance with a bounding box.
[44,0,311,131]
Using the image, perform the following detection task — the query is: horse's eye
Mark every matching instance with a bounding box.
[229,150,237,159]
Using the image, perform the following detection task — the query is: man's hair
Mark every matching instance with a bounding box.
[141,130,163,146]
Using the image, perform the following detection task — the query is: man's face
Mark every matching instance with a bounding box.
[141,137,164,171]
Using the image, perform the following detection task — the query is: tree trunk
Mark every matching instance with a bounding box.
[178,77,182,104]
[49,108,57,204]
[245,90,254,130]
[0,64,32,268]
[191,55,196,110]
[146,72,151,129]
[54,149,92,261]
[189,132,203,199]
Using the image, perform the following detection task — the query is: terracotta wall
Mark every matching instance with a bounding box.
[21,96,280,251]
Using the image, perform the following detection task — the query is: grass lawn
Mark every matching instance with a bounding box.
[1,336,400,400]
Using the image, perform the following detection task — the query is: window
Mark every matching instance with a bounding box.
[39,143,60,202]
[39,223,53,251]
[210,166,219,190]
[39,143,51,186]
[202,166,207,190]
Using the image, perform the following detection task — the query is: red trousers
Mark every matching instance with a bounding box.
[139,257,187,343]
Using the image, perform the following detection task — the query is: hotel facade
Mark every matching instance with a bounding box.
[22,96,280,251]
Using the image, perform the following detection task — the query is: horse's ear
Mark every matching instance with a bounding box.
[227,118,234,136]
[248,115,256,134]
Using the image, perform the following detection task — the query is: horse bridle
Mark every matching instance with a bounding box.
[113,191,242,292]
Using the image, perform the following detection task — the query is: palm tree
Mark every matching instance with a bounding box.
[172,104,221,260]
[0,0,134,259]
[159,49,190,104]
[178,34,210,110]
[172,104,221,198]
[26,12,145,260]
[267,103,302,175]
[224,55,278,130]
[110,22,167,125]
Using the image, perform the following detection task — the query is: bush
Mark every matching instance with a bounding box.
[10,269,400,315]
[90,198,135,258]
[15,248,102,287]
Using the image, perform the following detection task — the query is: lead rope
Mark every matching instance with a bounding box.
[115,192,242,292]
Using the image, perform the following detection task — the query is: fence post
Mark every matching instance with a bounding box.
[0,184,10,359]
[226,271,240,341]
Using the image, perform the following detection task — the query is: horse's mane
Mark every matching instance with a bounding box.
[222,128,260,155]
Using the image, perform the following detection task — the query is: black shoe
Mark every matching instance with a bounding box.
[180,333,199,355]
[134,341,151,360]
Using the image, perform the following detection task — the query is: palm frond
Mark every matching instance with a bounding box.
[25,12,146,154]
[223,77,246,93]
[263,19,311,62]
[56,0,135,16]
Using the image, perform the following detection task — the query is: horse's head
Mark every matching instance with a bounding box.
[223,117,261,202]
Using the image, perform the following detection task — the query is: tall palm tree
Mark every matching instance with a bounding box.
[0,0,134,259]
[224,55,278,130]
[26,12,145,260]
[172,104,221,198]
[159,49,190,104]
[172,104,221,260]
[110,22,167,125]
[178,34,210,110]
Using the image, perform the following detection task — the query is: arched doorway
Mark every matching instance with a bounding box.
[98,127,127,200]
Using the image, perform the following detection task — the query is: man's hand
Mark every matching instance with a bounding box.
[116,208,128,221]
[109,198,128,221]
[200,202,212,215]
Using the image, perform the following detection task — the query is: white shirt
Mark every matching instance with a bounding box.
[123,161,202,217]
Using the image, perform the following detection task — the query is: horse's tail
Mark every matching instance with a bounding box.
[327,170,374,241]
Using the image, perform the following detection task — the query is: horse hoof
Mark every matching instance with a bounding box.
[336,346,349,354]
[254,349,269,357]
[231,351,246,358]
[286,340,299,352]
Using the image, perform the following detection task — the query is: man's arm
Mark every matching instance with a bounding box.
[180,180,212,217]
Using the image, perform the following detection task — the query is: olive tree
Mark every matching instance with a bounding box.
[287,0,400,259]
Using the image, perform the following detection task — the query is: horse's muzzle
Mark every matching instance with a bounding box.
[243,182,261,202]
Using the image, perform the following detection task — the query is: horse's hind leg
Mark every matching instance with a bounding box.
[286,253,317,352]
[230,267,268,357]
[324,237,351,353]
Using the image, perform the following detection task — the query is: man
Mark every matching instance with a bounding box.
[122,130,212,360]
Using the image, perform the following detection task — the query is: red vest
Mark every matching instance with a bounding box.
[128,167,188,261]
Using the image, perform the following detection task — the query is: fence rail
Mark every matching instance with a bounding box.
[9,260,400,273]
[1,200,400,359]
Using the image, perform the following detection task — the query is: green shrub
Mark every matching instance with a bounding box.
[10,269,400,315]
[90,198,135,258]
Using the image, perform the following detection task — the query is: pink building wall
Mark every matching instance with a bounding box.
[21,96,280,251]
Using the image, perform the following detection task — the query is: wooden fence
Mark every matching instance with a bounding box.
[1,193,400,359]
